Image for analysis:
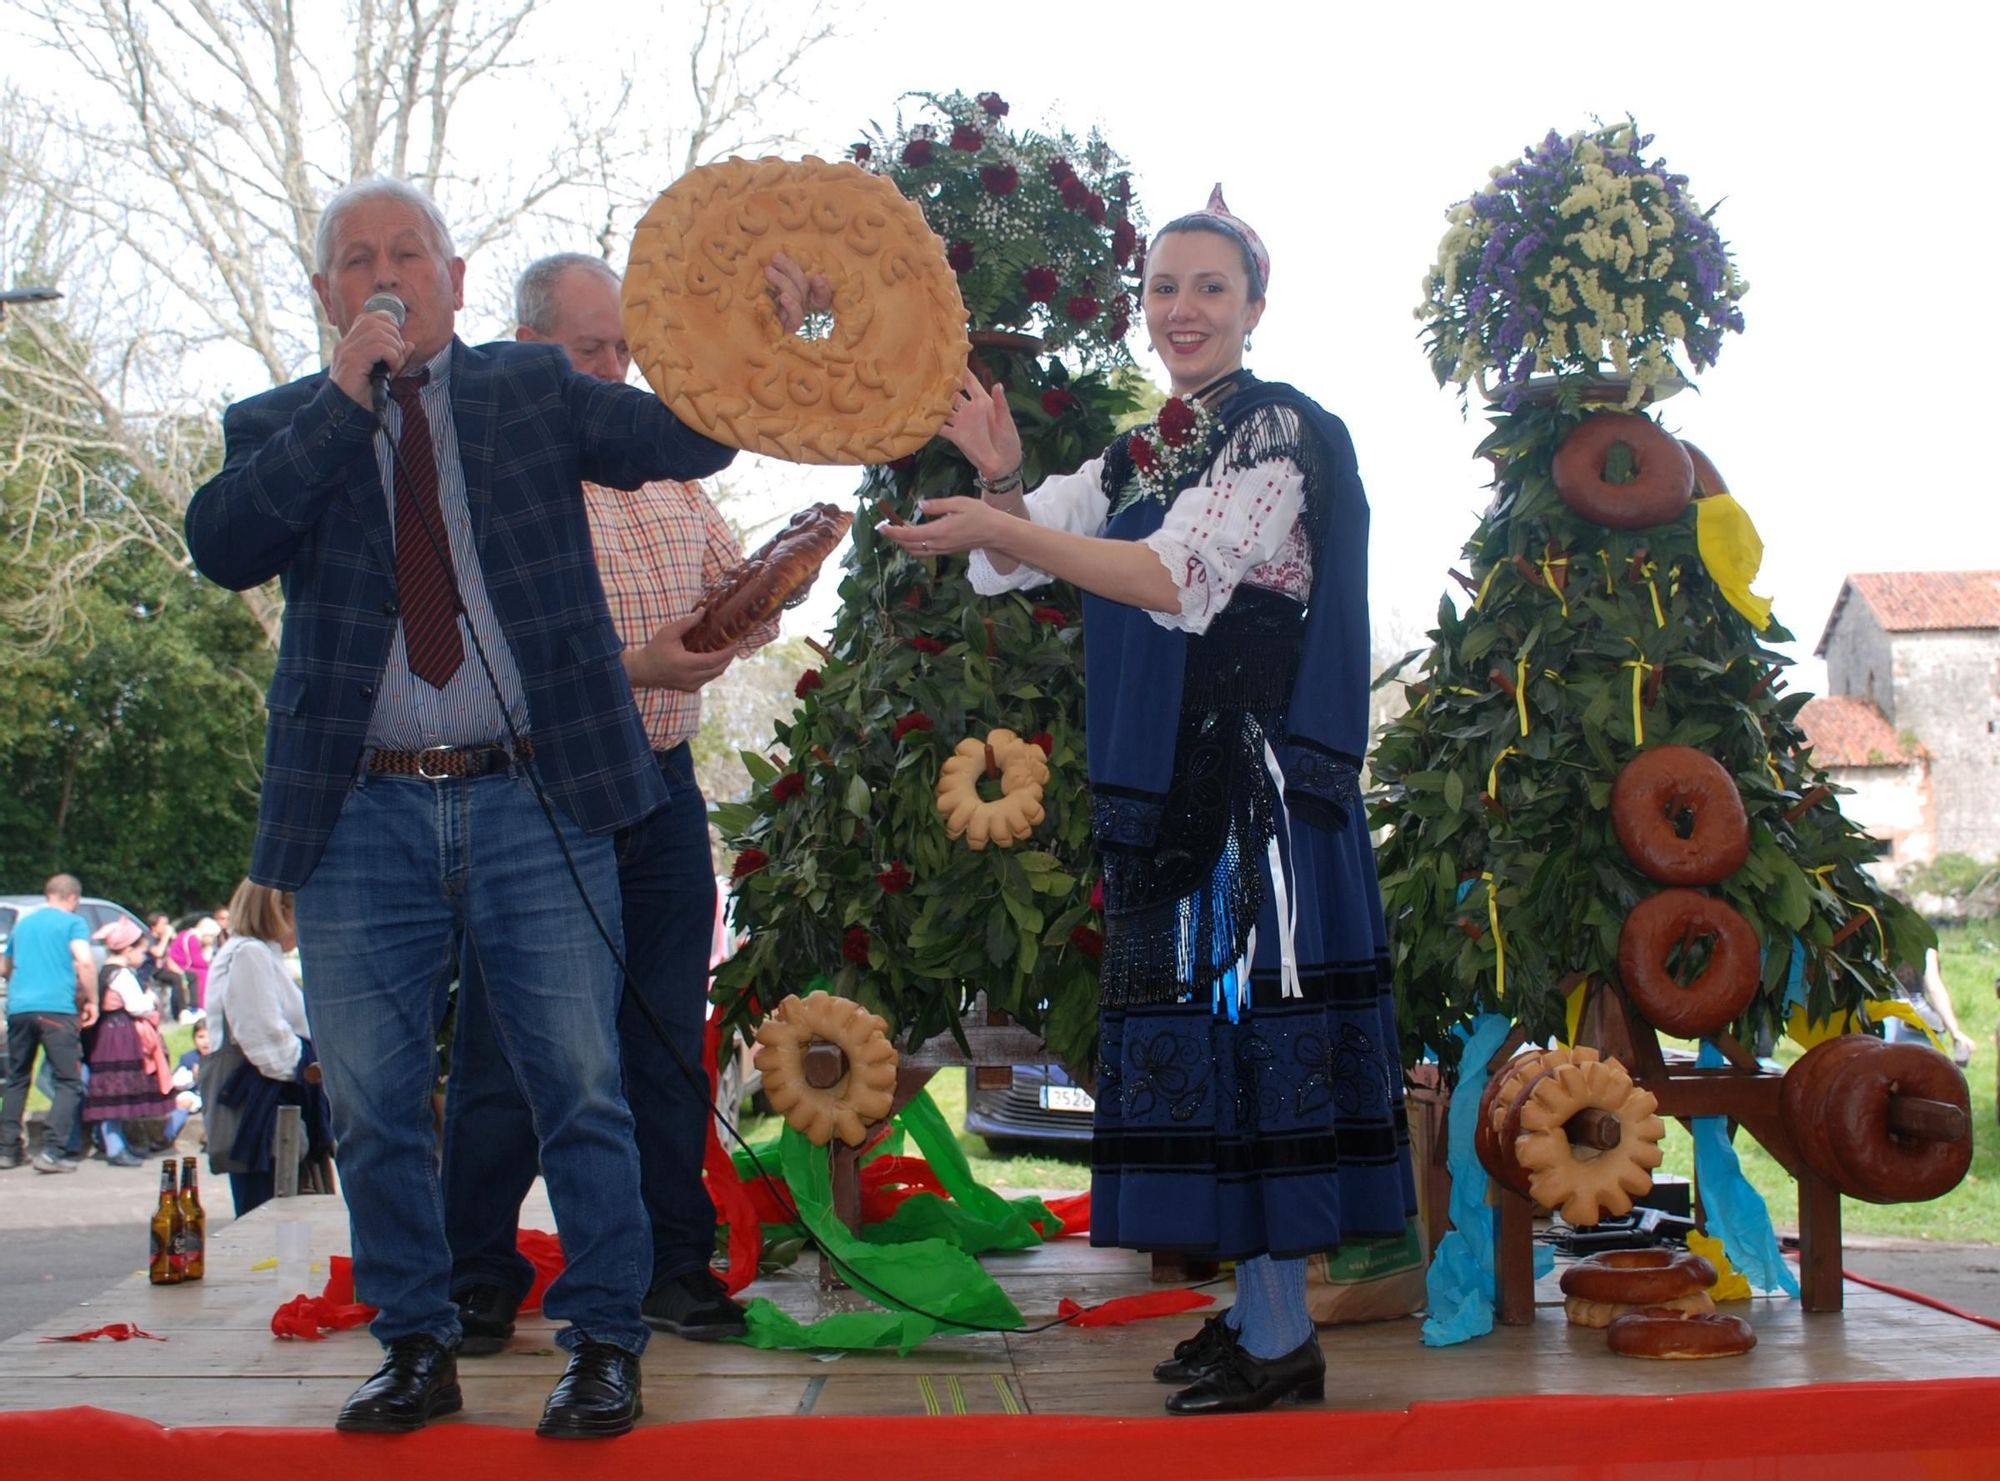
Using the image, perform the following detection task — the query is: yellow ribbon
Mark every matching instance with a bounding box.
[1641,566,1666,628]
[1482,870,1506,1000]
[1514,656,1530,736]
[1695,492,1774,630]
[1474,564,1499,610]
[1537,551,1570,616]
[1809,865,1886,949]
[1687,1229,1753,1302]
[1764,754,1784,789]
[1488,745,1518,800]
[1785,1001,1943,1053]
[1621,642,1652,745]
[1597,548,1613,595]
[1563,977,1589,1045]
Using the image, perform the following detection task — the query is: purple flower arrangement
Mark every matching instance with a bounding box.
[1418,120,1748,410]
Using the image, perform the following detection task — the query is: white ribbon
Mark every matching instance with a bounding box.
[1261,740,1302,1002]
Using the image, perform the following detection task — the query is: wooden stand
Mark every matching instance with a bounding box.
[1489,982,1844,1323]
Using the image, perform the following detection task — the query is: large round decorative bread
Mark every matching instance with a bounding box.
[1606,1307,1756,1359]
[1779,1035,1883,1194]
[1822,1041,1974,1205]
[1513,1055,1667,1226]
[684,502,853,654]
[753,992,899,1148]
[935,729,1050,851]
[623,156,971,465]
[1610,745,1751,887]
[1552,412,1694,529]
[1617,888,1761,1038]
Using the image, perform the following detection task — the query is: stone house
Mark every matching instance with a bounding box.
[1803,571,2000,873]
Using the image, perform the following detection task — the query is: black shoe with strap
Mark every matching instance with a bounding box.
[335,1334,463,1433]
[1164,1335,1326,1416]
[536,1341,642,1438]
[453,1283,520,1357]
[641,1268,748,1341]
[1153,1311,1242,1383]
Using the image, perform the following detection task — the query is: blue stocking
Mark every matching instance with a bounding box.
[1235,1254,1314,1359]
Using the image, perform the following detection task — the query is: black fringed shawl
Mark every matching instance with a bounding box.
[1084,376,1370,1005]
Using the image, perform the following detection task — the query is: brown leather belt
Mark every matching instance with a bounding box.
[367,736,534,780]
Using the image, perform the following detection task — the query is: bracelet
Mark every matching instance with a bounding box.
[977,464,1024,496]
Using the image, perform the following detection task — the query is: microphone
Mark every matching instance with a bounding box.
[363,292,406,414]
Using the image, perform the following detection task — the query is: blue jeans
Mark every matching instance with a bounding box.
[443,744,718,1302]
[294,765,651,1355]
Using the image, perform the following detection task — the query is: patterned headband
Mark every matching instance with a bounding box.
[1204,184,1269,290]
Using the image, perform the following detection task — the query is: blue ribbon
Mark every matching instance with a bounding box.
[1690,1041,1799,1296]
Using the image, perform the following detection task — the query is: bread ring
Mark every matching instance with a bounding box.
[1779,1035,1884,1193]
[752,992,900,1147]
[1564,1289,1715,1329]
[623,156,970,465]
[684,502,852,654]
[1606,1307,1756,1359]
[934,729,1050,851]
[1560,1248,1717,1307]
[1552,412,1695,529]
[1823,1041,1974,1205]
[1617,889,1761,1039]
[1682,440,1729,499]
[1611,746,1751,887]
[1514,1057,1667,1225]
[1474,1048,1554,1195]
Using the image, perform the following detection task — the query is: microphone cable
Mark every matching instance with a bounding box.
[369,385,1180,1339]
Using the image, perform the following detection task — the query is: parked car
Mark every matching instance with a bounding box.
[963,1063,1095,1153]
[0,894,148,973]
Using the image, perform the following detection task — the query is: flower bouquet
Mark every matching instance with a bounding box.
[850,90,1144,363]
[1416,120,1748,409]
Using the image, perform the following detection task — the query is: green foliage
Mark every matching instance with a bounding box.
[712,345,1141,1072]
[1369,396,1929,1079]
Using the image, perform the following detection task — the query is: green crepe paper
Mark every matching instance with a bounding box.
[862,1090,1060,1253]
[734,1124,1026,1353]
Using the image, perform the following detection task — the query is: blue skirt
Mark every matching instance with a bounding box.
[1090,798,1414,1260]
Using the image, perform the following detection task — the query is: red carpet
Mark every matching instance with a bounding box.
[6,1378,1999,1479]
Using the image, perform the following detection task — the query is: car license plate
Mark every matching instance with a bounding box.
[1040,1084,1096,1114]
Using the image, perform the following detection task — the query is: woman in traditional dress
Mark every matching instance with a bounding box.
[82,919,175,1166]
[881,189,1415,1415]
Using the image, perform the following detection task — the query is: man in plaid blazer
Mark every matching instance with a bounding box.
[185,177,738,1439]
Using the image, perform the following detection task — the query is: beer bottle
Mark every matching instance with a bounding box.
[178,1157,206,1281]
[148,1161,183,1285]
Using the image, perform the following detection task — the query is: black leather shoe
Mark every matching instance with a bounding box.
[1153,1311,1242,1383]
[453,1283,520,1357]
[335,1334,463,1433]
[536,1341,642,1438]
[641,1268,748,1341]
[1165,1336,1325,1415]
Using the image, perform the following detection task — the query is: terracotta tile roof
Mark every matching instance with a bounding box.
[1797,696,1911,769]
[1816,570,2000,654]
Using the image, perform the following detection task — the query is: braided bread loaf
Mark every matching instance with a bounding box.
[684,502,851,654]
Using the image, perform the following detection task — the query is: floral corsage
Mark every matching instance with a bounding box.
[1115,394,1220,512]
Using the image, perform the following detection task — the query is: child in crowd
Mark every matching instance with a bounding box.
[163,1013,211,1148]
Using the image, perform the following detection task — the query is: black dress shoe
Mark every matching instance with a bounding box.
[1165,1336,1325,1416]
[537,1341,642,1438]
[335,1334,463,1433]
[1153,1312,1242,1383]
[453,1283,520,1357]
[641,1268,748,1341]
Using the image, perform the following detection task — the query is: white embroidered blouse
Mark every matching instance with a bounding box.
[966,408,1311,634]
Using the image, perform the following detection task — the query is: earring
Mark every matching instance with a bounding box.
[1243,333,1254,352]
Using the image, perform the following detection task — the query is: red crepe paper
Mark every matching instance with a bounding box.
[39,1323,164,1343]
[515,1230,565,1312]
[271,1256,377,1340]
[701,1016,764,1295]
[858,1155,948,1224]
[1057,1289,1213,1328]
[1033,1192,1091,1239]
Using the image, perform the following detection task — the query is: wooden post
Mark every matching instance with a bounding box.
[1494,1186,1537,1324]
[274,1106,303,1199]
[1797,1167,1844,1313]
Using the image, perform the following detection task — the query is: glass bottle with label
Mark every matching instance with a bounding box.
[178,1157,206,1281]
[148,1161,184,1285]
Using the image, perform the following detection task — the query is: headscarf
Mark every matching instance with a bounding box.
[1203,184,1270,291]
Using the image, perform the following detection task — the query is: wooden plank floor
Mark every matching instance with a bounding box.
[0,1183,1992,1428]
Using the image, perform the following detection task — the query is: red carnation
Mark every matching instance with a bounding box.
[851,142,872,162]
[1046,158,1075,187]
[950,123,985,151]
[946,239,976,273]
[1085,193,1107,226]
[977,91,1010,117]
[1022,266,1059,303]
[1157,396,1199,448]
[842,926,872,964]
[1112,219,1138,266]
[877,860,912,895]
[905,636,946,654]
[892,710,934,742]
[1069,925,1104,958]
[1059,176,1091,211]
[1132,235,1147,268]
[1090,879,1104,911]
[1031,606,1068,628]
[771,772,805,803]
[795,668,823,699]
[901,139,933,167]
[1114,176,1131,202]
[731,847,769,881]
[1109,295,1132,339]
[1029,731,1054,755]
[1040,388,1077,417]
[1129,433,1157,473]
[980,164,1019,196]
[1065,294,1100,323]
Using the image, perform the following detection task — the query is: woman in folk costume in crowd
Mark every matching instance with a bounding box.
[883,189,1415,1415]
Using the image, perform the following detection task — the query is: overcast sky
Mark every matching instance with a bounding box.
[12,2,1996,689]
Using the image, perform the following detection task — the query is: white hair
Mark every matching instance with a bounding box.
[514,253,620,334]
[315,176,456,276]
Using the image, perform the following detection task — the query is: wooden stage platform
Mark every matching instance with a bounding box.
[2,1184,1997,1478]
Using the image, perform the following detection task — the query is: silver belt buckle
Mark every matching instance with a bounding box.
[416,745,457,780]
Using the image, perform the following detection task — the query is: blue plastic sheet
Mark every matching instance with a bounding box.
[1690,1041,1799,1296]
[1421,1014,1554,1346]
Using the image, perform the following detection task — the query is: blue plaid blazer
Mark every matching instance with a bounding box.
[186,337,736,890]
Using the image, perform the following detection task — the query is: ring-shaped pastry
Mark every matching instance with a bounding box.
[685,503,852,654]
[1514,1058,1667,1226]
[1606,1308,1757,1359]
[1552,412,1695,529]
[934,728,1050,851]
[753,991,900,1147]
[1779,1035,1884,1194]
[1617,889,1761,1039]
[1682,440,1729,499]
[624,155,970,465]
[1823,1041,1974,1205]
[1474,1048,1555,1195]
[1611,746,1751,887]
[1560,1248,1717,1307]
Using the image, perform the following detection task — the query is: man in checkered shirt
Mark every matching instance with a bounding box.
[438,253,821,1355]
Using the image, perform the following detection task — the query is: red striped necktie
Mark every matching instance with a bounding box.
[389,371,465,689]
